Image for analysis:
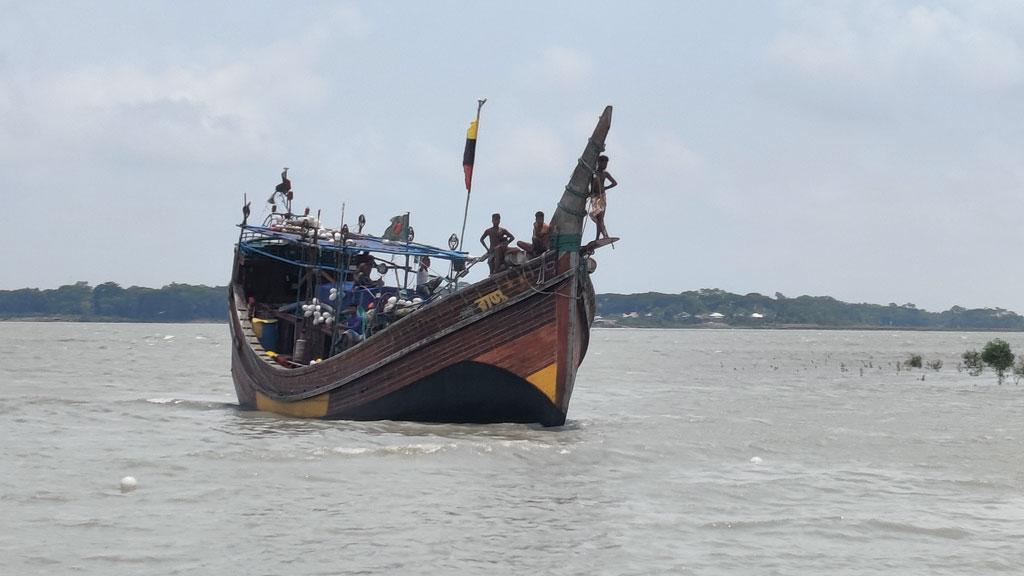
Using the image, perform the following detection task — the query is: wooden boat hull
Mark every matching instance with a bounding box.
[229,251,594,426]
[230,105,613,426]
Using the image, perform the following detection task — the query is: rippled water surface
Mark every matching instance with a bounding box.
[2,323,1023,575]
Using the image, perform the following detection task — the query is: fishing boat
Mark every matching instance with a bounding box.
[228,106,614,426]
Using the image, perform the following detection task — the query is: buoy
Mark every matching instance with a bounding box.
[120,476,138,493]
[750,456,763,464]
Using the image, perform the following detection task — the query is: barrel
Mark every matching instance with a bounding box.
[254,319,279,351]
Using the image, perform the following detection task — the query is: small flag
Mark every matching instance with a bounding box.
[462,120,478,191]
[382,213,410,242]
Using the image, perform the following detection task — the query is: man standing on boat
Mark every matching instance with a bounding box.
[267,167,293,211]
[480,213,515,274]
[416,256,442,297]
[355,252,383,288]
[589,155,617,242]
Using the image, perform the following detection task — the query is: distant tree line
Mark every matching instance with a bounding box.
[2,283,1023,329]
[0,282,225,322]
[596,288,1024,330]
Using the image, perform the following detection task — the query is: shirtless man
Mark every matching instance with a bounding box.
[479,213,515,274]
[516,211,550,259]
[354,252,382,288]
[590,155,618,242]
[267,167,293,212]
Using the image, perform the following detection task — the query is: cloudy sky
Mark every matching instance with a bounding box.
[2,1,1022,312]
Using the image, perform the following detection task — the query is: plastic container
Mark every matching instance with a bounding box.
[254,318,278,351]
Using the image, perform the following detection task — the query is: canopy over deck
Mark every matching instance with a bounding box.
[239,224,469,264]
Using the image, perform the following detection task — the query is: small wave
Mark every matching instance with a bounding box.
[142,397,237,411]
[31,491,71,503]
[497,439,553,450]
[331,446,372,456]
[701,517,794,530]
[81,553,167,565]
[379,442,456,455]
[56,518,119,529]
[862,518,972,540]
[146,397,176,404]
[329,442,457,457]
[22,396,92,407]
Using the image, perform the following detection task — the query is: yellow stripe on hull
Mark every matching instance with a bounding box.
[255,391,329,418]
[526,363,558,404]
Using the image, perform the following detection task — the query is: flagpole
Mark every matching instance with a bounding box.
[403,211,411,293]
[458,98,486,252]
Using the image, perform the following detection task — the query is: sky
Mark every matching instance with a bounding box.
[1,1,1023,312]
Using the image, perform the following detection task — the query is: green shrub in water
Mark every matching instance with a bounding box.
[962,349,984,377]
[904,354,923,369]
[982,339,1014,385]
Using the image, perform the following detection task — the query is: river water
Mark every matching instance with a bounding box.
[1,323,1022,575]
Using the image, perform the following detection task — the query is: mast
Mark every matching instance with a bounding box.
[550,106,613,253]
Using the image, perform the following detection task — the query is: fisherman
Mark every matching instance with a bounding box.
[516,211,550,259]
[354,252,383,288]
[277,168,292,200]
[331,306,364,354]
[589,155,617,242]
[267,167,293,212]
[415,256,443,297]
[479,213,515,274]
[416,256,431,296]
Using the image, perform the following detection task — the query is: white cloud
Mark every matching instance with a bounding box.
[768,2,1024,91]
[0,2,376,169]
[492,123,567,177]
[641,133,704,179]
[535,46,593,90]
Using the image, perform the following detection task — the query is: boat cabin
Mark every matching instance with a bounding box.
[234,214,469,367]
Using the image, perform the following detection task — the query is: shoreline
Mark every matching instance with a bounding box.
[4,316,1021,332]
[596,323,1024,332]
[0,316,224,325]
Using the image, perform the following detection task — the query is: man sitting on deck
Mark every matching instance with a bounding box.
[516,211,550,259]
[331,307,364,354]
[480,213,515,275]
